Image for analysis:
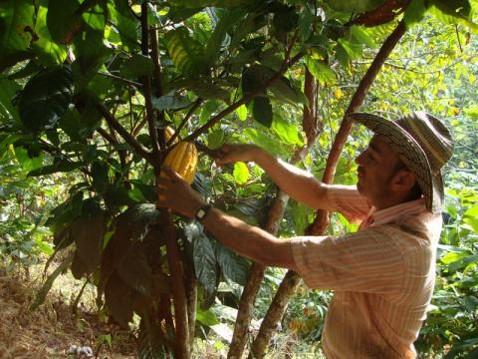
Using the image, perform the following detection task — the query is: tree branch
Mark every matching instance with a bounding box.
[141,2,161,163]
[96,103,155,165]
[185,53,303,142]
[307,20,407,235]
[347,0,411,27]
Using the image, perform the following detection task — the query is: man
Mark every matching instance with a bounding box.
[157,112,454,358]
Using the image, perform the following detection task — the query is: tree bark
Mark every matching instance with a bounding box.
[248,271,301,359]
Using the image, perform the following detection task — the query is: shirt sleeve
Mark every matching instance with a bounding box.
[291,228,405,294]
[326,185,372,223]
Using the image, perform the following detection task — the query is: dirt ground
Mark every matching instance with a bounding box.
[0,267,137,359]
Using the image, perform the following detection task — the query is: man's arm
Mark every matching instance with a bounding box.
[157,167,298,269]
[214,144,335,210]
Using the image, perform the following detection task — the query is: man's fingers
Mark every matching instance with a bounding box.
[162,166,182,180]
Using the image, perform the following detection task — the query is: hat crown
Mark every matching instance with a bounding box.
[396,111,453,175]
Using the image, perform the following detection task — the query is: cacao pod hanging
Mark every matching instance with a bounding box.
[162,141,198,184]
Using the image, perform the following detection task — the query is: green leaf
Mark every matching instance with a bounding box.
[18,65,74,133]
[0,76,21,122]
[31,3,68,65]
[192,229,218,299]
[404,0,427,27]
[0,0,35,54]
[305,59,337,85]
[91,161,109,194]
[47,0,83,44]
[464,205,478,233]
[205,9,245,65]
[271,115,304,146]
[120,54,154,78]
[349,25,377,48]
[325,0,387,12]
[107,0,139,51]
[430,0,471,19]
[233,162,250,185]
[216,242,249,286]
[151,94,191,111]
[28,159,83,176]
[252,96,273,127]
[164,27,208,76]
[236,104,247,121]
[196,307,220,326]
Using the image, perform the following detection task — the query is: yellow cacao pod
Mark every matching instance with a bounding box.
[164,126,178,144]
[162,141,198,184]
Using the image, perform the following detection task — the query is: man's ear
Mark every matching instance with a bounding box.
[391,169,417,192]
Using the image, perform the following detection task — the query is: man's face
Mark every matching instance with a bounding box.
[355,135,404,208]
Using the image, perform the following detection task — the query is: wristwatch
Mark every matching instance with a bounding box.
[195,204,212,222]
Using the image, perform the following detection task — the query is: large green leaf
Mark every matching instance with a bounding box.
[205,9,245,65]
[193,231,218,299]
[120,54,154,78]
[47,0,83,44]
[18,65,74,133]
[0,0,35,54]
[28,159,83,176]
[242,65,305,105]
[216,242,250,286]
[107,0,139,50]
[306,58,337,85]
[32,2,68,64]
[0,76,20,122]
[252,96,273,127]
[164,26,209,76]
[325,0,387,12]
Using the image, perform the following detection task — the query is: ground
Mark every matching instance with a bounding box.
[0,264,136,359]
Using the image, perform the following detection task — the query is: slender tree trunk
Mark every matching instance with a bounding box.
[163,213,190,358]
[227,192,289,359]
[249,20,407,358]
[248,271,301,359]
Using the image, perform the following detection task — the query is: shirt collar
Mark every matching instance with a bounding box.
[370,198,427,226]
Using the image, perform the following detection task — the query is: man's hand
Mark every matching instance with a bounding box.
[157,167,205,218]
[213,144,261,166]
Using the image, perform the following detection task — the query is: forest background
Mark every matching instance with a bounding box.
[0,0,478,358]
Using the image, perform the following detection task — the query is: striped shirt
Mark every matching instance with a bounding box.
[291,185,442,358]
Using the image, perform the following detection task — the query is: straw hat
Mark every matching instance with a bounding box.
[349,112,454,214]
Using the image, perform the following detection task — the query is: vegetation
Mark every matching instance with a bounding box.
[0,0,477,358]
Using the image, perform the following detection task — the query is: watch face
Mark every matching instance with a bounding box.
[197,208,206,218]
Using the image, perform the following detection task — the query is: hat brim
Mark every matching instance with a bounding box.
[348,113,443,213]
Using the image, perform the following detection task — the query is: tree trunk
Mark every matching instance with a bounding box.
[163,212,190,358]
[249,20,408,358]
[248,271,301,359]
[227,191,289,359]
